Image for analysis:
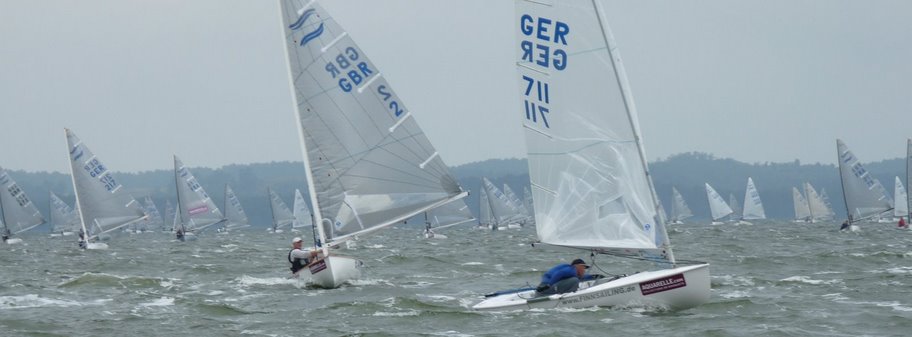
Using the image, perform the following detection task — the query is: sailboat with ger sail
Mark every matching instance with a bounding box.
[65,129,147,249]
[278,0,468,288]
[174,155,226,241]
[836,139,892,230]
[474,0,710,310]
[49,191,79,237]
[223,184,251,232]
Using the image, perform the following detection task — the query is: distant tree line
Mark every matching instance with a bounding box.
[5,152,907,230]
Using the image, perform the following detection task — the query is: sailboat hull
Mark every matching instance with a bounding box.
[309,255,363,289]
[473,264,710,311]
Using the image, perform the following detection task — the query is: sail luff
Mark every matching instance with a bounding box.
[907,139,911,221]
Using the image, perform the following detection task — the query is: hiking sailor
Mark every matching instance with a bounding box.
[288,237,320,277]
[535,258,603,296]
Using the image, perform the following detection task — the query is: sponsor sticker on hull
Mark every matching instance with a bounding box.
[639,273,686,296]
[309,259,327,274]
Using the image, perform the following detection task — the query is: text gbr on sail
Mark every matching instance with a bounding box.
[325,46,373,93]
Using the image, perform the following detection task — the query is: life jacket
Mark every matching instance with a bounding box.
[288,249,309,273]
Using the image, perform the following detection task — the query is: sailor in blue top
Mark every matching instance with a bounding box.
[535,258,603,295]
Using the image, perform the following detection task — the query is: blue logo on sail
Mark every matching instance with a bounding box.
[289,8,324,47]
[70,145,83,161]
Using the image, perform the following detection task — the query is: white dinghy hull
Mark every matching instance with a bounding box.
[308,255,363,289]
[474,264,709,311]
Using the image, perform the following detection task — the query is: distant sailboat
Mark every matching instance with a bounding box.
[503,184,532,226]
[482,178,520,229]
[792,187,811,223]
[706,183,733,225]
[48,191,78,237]
[423,199,475,239]
[291,189,313,234]
[894,176,908,220]
[522,186,535,225]
[669,187,693,224]
[804,183,834,222]
[267,188,294,233]
[0,168,45,244]
[728,193,742,223]
[479,186,495,230]
[475,0,709,311]
[279,0,467,288]
[65,129,147,249]
[836,139,892,227]
[223,184,250,232]
[131,196,162,233]
[174,155,226,241]
[740,177,766,224]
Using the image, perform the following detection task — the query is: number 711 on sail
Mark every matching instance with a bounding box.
[522,75,551,128]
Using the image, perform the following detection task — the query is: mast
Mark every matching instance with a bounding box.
[907,139,911,222]
[173,155,187,233]
[804,183,815,221]
[836,140,852,223]
[65,129,91,241]
[592,0,674,264]
[277,1,329,256]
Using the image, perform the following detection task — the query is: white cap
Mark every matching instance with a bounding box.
[292,237,303,244]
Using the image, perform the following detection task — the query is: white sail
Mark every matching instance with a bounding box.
[670,187,693,222]
[174,155,225,232]
[65,129,146,241]
[728,193,741,221]
[0,168,45,237]
[279,0,467,247]
[517,1,671,260]
[163,200,175,232]
[836,139,892,222]
[479,187,493,226]
[292,189,313,229]
[819,188,837,219]
[705,183,733,221]
[137,196,163,232]
[268,188,295,230]
[428,198,476,231]
[894,176,908,217]
[792,187,811,221]
[741,177,766,220]
[224,184,250,230]
[503,184,532,222]
[522,186,535,224]
[482,178,520,225]
[49,192,79,234]
[804,183,831,221]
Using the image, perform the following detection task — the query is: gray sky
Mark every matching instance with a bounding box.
[1,0,910,173]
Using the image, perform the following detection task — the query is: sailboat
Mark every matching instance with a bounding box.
[65,129,147,249]
[482,178,521,230]
[739,177,766,224]
[669,187,693,224]
[0,168,45,244]
[836,139,892,228]
[706,183,733,225]
[474,0,710,311]
[804,183,834,222]
[727,193,742,223]
[223,184,251,232]
[267,188,294,233]
[130,196,162,234]
[173,155,226,241]
[792,186,811,223]
[503,184,533,226]
[278,0,467,288]
[49,192,79,237]
[478,186,495,230]
[291,189,314,237]
[423,199,476,239]
[893,177,908,221]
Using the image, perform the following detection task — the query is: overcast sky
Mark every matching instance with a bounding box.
[1,0,910,173]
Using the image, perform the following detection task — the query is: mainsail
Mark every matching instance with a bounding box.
[792,187,811,221]
[670,187,693,222]
[292,188,313,229]
[65,129,146,241]
[836,139,892,222]
[479,187,493,226]
[741,177,766,220]
[427,198,476,231]
[0,168,45,236]
[907,139,912,220]
[268,188,294,231]
[279,0,467,248]
[49,192,79,234]
[522,186,535,224]
[894,176,908,218]
[224,184,250,230]
[518,0,672,261]
[137,196,163,232]
[482,178,520,225]
[174,155,225,233]
[705,183,733,221]
[804,183,833,221]
[503,184,532,223]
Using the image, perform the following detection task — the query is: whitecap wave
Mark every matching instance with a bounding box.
[236,275,301,287]
[460,262,484,266]
[0,294,106,309]
[372,309,420,317]
[140,297,175,307]
[347,278,392,287]
[780,276,840,285]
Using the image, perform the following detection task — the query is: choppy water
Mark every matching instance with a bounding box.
[1,222,910,336]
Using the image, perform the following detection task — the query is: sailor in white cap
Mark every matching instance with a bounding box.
[288,237,319,277]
